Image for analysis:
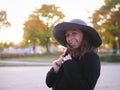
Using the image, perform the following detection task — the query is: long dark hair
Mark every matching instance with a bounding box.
[62,31,98,58]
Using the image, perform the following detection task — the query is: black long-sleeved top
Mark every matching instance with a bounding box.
[46,52,101,90]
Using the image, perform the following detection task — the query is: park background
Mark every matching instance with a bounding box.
[0,1,120,90]
[0,0,120,63]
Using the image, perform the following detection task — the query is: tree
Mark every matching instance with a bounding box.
[23,16,47,53]
[89,0,120,50]
[0,10,11,51]
[23,4,65,53]
[0,10,11,29]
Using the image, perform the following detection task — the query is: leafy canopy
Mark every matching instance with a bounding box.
[22,4,65,52]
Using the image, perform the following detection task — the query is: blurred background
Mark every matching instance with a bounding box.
[0,0,120,90]
[0,0,120,62]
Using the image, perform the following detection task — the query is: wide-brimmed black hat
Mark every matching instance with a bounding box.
[52,19,102,48]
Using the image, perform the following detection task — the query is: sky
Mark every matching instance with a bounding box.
[0,0,104,44]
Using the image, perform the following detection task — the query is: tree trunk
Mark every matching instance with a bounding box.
[46,37,50,53]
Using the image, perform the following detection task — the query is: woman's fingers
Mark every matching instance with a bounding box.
[63,54,72,61]
[52,55,72,72]
[52,58,63,73]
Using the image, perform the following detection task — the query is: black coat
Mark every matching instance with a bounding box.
[46,52,101,90]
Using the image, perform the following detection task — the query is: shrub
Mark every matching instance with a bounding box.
[100,54,120,62]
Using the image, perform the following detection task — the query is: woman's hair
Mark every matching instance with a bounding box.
[62,31,98,58]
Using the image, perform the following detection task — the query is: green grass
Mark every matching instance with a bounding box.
[1,53,120,63]
[7,53,62,62]
[0,53,62,66]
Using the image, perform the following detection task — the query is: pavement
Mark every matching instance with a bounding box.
[0,59,120,90]
[0,59,52,66]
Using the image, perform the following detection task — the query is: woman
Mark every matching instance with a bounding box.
[45,19,102,90]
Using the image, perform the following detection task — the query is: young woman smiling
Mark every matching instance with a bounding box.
[46,19,102,90]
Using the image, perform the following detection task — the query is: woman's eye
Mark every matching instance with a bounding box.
[66,34,69,37]
[72,32,77,35]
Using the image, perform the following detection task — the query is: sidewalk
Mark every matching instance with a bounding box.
[0,59,52,66]
[0,64,120,90]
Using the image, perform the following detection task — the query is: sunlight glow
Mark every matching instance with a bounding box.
[0,0,104,44]
[0,28,23,44]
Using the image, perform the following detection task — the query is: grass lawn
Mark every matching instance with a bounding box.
[7,53,62,62]
[0,53,62,66]
[1,53,120,64]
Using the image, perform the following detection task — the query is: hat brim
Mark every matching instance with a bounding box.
[52,22,102,47]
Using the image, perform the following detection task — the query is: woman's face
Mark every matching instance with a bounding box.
[66,29,83,49]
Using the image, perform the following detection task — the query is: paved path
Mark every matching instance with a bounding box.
[0,60,52,66]
[0,63,120,90]
[95,63,120,90]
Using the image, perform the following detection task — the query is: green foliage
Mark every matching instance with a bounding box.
[0,43,4,50]
[0,42,15,50]
[100,54,120,62]
[23,4,65,52]
[33,4,65,49]
[23,18,47,47]
[89,0,120,50]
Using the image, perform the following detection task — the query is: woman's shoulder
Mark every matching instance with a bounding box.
[83,52,99,61]
[85,52,98,57]
[81,52,100,66]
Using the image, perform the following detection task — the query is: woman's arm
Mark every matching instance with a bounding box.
[83,52,101,89]
[45,68,57,87]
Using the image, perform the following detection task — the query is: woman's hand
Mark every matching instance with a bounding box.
[62,54,72,62]
[53,54,72,73]
[53,57,63,73]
